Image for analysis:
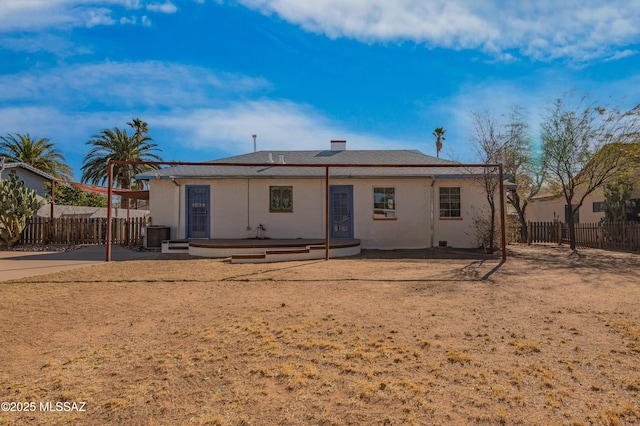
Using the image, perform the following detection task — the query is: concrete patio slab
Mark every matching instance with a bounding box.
[0,245,155,282]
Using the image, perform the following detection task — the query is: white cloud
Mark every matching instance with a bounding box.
[0,101,412,176]
[83,8,116,27]
[0,105,132,175]
[605,49,638,62]
[0,34,93,57]
[0,0,172,31]
[120,15,138,25]
[146,1,178,14]
[152,101,404,155]
[0,61,270,109]
[0,107,116,143]
[238,0,640,61]
[418,70,640,162]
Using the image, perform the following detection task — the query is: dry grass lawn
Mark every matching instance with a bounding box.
[1,244,639,425]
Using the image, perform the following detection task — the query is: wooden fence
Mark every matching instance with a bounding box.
[20,217,150,246]
[511,221,640,252]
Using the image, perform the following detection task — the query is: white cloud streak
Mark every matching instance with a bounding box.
[152,101,400,155]
[421,70,640,162]
[0,0,168,31]
[0,101,408,173]
[1,61,398,163]
[0,34,93,57]
[146,1,178,14]
[238,0,640,61]
[0,61,270,109]
[4,1,638,61]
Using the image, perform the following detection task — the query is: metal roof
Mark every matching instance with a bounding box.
[1,161,56,182]
[137,150,488,180]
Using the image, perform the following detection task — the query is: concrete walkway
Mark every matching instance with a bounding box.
[0,245,156,282]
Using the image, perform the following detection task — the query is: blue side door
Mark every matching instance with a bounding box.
[186,185,210,239]
[329,185,354,238]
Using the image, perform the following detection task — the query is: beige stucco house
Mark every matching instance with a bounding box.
[136,141,492,250]
[527,187,640,224]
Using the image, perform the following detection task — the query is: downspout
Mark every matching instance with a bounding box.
[176,181,181,238]
[430,176,436,248]
[246,179,251,230]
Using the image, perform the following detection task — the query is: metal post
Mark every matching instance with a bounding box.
[50,180,55,244]
[325,166,329,260]
[499,165,507,262]
[50,179,55,219]
[106,162,113,262]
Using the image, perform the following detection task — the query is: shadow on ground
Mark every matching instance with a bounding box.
[349,248,500,261]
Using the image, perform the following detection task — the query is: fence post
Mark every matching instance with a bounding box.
[598,222,604,249]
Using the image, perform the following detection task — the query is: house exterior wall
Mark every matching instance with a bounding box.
[528,187,607,223]
[527,187,640,223]
[147,176,491,249]
[0,168,49,198]
[333,177,430,249]
[148,180,181,239]
[433,180,489,248]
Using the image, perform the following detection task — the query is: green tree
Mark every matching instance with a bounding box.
[433,127,446,158]
[601,142,640,222]
[501,106,546,242]
[0,133,73,180]
[45,183,108,208]
[471,106,547,248]
[0,174,47,249]
[602,175,633,222]
[471,112,503,252]
[81,119,162,190]
[541,93,640,251]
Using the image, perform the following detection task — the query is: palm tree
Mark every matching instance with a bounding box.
[127,118,148,142]
[0,133,73,180]
[433,127,446,158]
[81,125,162,190]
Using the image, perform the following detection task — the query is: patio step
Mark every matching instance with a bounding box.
[231,247,318,264]
[161,240,189,254]
[167,238,360,262]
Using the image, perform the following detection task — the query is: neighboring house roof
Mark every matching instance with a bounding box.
[530,191,564,202]
[137,149,485,180]
[1,161,55,182]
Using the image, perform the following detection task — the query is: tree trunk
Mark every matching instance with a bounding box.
[518,215,528,243]
[487,196,496,254]
[567,204,577,250]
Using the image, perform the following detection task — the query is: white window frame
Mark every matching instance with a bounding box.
[439,187,461,218]
[373,186,396,219]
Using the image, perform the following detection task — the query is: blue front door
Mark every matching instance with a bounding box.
[329,185,354,238]
[186,185,210,238]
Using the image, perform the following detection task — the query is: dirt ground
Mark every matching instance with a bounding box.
[1,244,639,425]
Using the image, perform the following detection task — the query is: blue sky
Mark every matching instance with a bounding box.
[2,1,640,180]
